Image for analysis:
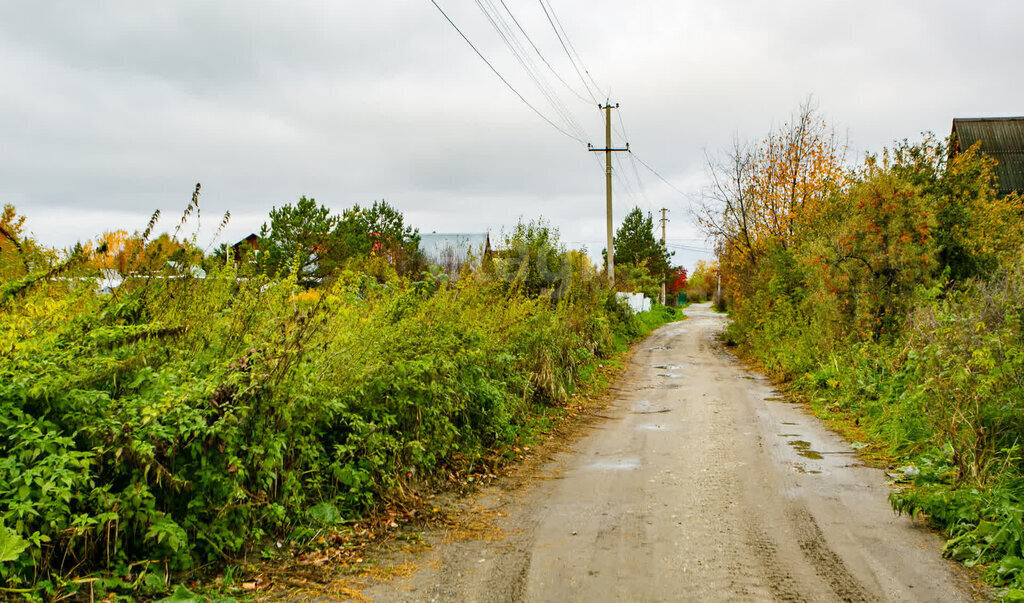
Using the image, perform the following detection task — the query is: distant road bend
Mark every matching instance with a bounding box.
[365,303,982,602]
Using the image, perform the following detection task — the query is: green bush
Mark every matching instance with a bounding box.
[0,244,678,598]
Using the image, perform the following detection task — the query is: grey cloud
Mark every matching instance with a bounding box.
[2,0,1022,271]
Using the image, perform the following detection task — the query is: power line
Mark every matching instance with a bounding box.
[666,243,714,253]
[428,0,587,145]
[473,0,589,142]
[608,105,691,205]
[630,150,691,201]
[496,0,593,104]
[612,156,641,208]
[539,0,605,99]
[537,0,601,104]
[611,111,654,210]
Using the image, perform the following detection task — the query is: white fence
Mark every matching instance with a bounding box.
[616,292,651,314]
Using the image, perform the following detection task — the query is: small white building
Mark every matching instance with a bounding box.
[616,291,651,314]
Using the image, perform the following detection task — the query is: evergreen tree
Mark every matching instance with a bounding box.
[258,196,339,285]
[612,207,672,285]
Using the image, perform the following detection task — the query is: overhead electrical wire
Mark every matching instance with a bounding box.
[610,107,690,209]
[496,0,593,104]
[666,239,715,253]
[431,0,689,230]
[537,0,602,104]
[612,158,640,207]
[472,0,590,142]
[428,0,588,145]
[627,153,653,205]
[669,243,713,248]
[540,0,606,100]
[611,110,654,210]
[630,151,691,201]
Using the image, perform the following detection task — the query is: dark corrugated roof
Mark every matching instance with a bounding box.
[951,117,1024,195]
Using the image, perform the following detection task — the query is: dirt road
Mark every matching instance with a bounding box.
[363,303,983,602]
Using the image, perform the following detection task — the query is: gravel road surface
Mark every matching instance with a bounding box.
[363,303,984,602]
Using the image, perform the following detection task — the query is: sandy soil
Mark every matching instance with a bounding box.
[359,303,986,602]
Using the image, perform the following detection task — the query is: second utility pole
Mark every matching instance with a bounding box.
[659,207,669,305]
[589,103,628,286]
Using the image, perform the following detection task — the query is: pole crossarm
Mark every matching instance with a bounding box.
[588,144,630,153]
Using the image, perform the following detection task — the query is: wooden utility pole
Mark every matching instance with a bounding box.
[659,207,669,305]
[589,104,628,286]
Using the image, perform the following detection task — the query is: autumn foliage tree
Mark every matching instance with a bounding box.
[1,204,34,279]
[667,266,688,298]
[700,100,849,304]
[686,259,718,302]
[703,100,1024,341]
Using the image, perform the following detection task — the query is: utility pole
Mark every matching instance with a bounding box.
[659,207,669,305]
[589,104,628,286]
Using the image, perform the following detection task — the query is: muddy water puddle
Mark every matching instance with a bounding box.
[794,464,822,475]
[786,439,824,460]
[657,373,684,379]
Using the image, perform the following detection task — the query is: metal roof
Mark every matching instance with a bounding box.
[419,232,490,259]
[951,117,1024,195]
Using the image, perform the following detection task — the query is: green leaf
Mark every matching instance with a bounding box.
[308,502,341,526]
[156,584,203,603]
[0,526,29,563]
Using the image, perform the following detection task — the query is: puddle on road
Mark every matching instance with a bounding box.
[794,464,821,475]
[646,345,674,351]
[585,458,641,471]
[660,383,682,390]
[777,433,800,437]
[652,364,684,370]
[782,421,798,426]
[787,440,824,460]
[657,373,684,379]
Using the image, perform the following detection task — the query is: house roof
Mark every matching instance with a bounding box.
[951,117,1024,195]
[419,233,490,259]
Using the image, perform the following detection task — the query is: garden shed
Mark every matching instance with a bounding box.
[950,116,1024,195]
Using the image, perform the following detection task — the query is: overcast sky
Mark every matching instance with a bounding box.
[2,1,1022,270]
